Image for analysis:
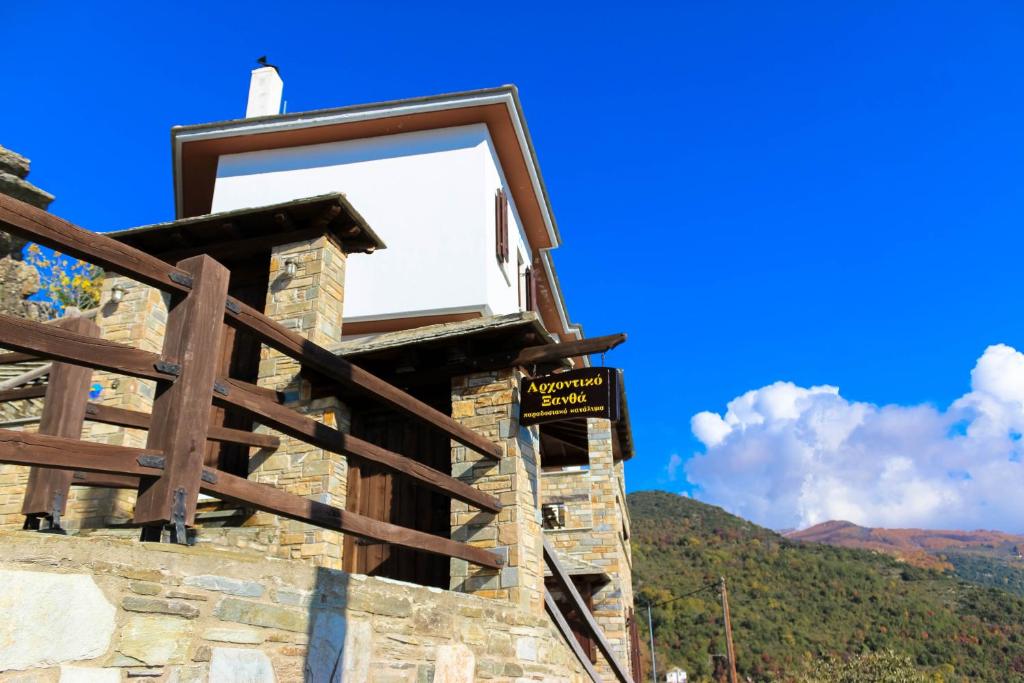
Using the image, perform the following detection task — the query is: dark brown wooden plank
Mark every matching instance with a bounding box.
[215,377,501,513]
[134,255,231,526]
[511,333,626,366]
[71,472,140,489]
[199,467,502,569]
[21,317,99,519]
[545,590,603,683]
[223,298,503,460]
[0,194,192,295]
[82,403,280,449]
[0,385,48,403]
[544,536,635,683]
[0,313,174,381]
[0,429,163,476]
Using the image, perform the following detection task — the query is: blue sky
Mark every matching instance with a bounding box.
[5,2,1024,528]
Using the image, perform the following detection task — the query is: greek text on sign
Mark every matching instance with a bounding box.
[519,367,620,426]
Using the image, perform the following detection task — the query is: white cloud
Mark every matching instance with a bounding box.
[685,345,1024,532]
[665,453,683,481]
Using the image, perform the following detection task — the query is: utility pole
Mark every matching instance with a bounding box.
[647,601,657,683]
[720,577,738,683]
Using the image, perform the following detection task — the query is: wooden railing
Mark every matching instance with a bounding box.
[0,193,503,569]
[544,536,635,683]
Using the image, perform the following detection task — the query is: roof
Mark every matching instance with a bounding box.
[169,85,583,344]
[334,311,557,357]
[108,193,385,258]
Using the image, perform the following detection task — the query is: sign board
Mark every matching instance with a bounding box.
[519,367,620,426]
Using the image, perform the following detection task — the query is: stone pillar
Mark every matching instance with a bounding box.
[251,236,349,569]
[69,277,169,527]
[449,367,545,615]
[587,417,632,677]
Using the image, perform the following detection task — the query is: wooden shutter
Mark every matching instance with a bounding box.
[495,189,509,263]
[525,266,538,312]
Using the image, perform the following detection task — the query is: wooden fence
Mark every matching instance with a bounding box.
[0,193,503,569]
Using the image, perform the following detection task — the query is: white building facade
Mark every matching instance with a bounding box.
[172,78,583,341]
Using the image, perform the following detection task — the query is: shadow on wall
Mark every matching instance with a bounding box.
[303,567,354,682]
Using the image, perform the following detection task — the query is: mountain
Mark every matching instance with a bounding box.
[628,490,1024,682]
[786,521,1024,596]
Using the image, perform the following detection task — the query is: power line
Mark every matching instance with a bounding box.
[645,581,719,609]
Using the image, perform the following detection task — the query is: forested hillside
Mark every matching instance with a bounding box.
[629,491,1024,682]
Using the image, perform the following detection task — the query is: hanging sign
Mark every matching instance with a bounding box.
[519,367,620,426]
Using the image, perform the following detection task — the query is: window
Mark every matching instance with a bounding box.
[495,188,509,263]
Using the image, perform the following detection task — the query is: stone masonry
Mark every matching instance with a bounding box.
[584,418,634,679]
[540,420,636,679]
[0,530,588,682]
[449,368,546,617]
[250,236,350,569]
[70,276,170,527]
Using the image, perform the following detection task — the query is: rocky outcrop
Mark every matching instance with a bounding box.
[0,144,52,319]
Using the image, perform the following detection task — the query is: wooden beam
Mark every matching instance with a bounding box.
[134,255,231,527]
[352,334,629,389]
[71,471,140,489]
[83,403,280,450]
[214,377,501,513]
[545,590,603,683]
[0,363,52,392]
[0,194,192,295]
[21,317,100,522]
[0,429,163,477]
[0,313,175,381]
[513,333,626,366]
[223,299,502,460]
[310,204,341,231]
[273,212,296,231]
[544,536,635,683]
[0,385,48,403]
[199,467,502,569]
[0,428,502,568]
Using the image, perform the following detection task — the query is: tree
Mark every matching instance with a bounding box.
[25,244,103,318]
[793,651,934,683]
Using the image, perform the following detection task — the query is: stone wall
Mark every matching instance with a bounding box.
[450,368,545,616]
[584,419,634,681]
[251,237,349,569]
[539,424,636,680]
[0,530,587,682]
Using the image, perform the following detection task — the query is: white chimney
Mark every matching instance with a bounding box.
[245,66,283,118]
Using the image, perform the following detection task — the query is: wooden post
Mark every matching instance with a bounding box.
[133,255,230,541]
[721,576,738,683]
[21,315,99,529]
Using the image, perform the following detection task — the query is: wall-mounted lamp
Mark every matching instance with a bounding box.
[284,260,298,277]
[363,246,376,254]
[110,284,127,304]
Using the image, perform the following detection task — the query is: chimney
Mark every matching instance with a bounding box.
[245,66,283,118]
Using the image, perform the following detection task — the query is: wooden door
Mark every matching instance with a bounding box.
[344,401,451,588]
